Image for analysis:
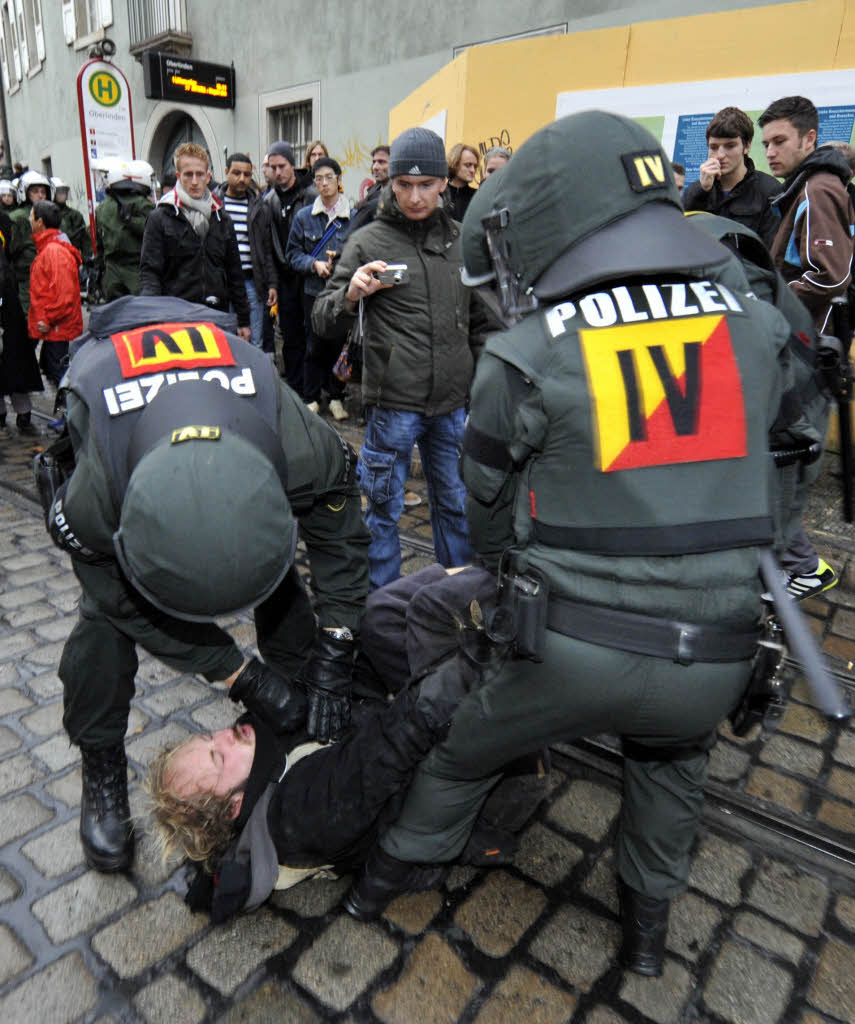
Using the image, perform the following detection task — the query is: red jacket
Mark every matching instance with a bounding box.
[28,228,83,341]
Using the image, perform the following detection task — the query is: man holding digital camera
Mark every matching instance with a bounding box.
[313,127,487,588]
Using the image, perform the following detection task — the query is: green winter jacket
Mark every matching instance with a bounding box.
[312,186,488,415]
[95,192,152,300]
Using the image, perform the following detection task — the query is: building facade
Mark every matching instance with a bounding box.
[0,0,780,220]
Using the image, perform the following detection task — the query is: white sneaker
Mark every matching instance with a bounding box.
[785,558,838,601]
[762,558,838,603]
[403,491,422,508]
[329,399,349,421]
[306,401,320,414]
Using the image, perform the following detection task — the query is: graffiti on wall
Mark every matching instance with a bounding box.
[339,136,384,174]
[476,129,513,158]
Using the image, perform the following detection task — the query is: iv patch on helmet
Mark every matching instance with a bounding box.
[170,426,221,444]
[621,151,669,192]
[579,315,746,472]
[111,322,236,378]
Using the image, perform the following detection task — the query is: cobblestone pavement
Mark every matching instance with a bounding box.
[2,394,855,1023]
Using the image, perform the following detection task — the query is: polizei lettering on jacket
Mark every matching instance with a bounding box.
[102,367,257,416]
[544,281,744,338]
[103,320,255,416]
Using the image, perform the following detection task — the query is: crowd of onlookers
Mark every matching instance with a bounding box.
[0,134,509,583]
[2,95,854,598]
[0,138,511,431]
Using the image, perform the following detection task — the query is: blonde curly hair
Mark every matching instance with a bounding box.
[144,743,242,872]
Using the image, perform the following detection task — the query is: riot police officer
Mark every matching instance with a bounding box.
[51,177,93,260]
[8,169,51,313]
[94,159,154,300]
[343,111,816,976]
[38,295,369,872]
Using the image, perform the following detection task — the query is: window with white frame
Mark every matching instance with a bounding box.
[0,2,21,92]
[16,0,45,74]
[61,0,112,46]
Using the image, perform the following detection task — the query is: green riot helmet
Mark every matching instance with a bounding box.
[461,110,731,323]
[113,380,296,621]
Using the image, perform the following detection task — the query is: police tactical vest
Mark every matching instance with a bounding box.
[489,279,784,557]
[65,317,280,516]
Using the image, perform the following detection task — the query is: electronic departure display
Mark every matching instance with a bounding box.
[142,52,235,109]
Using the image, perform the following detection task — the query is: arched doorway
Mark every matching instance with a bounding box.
[160,112,208,180]
[143,105,221,186]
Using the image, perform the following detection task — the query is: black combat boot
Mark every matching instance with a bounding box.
[343,847,447,921]
[79,744,134,872]
[618,877,670,977]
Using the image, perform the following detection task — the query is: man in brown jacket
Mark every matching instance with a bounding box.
[759,95,852,600]
[760,95,855,334]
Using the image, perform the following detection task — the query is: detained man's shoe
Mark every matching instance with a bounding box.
[329,398,349,421]
[343,847,447,921]
[79,743,135,872]
[618,878,670,977]
[306,401,321,414]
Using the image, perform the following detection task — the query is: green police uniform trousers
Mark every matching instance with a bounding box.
[380,628,750,899]
[60,559,316,747]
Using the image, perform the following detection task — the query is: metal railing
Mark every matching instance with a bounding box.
[127,0,189,50]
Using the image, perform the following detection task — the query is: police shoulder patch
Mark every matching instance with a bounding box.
[621,151,669,193]
[170,425,221,444]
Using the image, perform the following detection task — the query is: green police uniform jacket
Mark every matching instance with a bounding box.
[95,192,152,300]
[687,213,829,555]
[462,276,805,630]
[59,204,93,261]
[8,202,35,314]
[54,296,369,633]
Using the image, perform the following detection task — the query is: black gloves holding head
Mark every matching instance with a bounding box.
[229,657,307,734]
[230,629,355,743]
[297,628,355,744]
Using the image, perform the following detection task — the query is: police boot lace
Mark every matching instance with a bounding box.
[79,743,134,872]
[618,877,670,977]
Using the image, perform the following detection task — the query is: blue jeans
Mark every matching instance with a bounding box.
[357,406,472,589]
[244,278,265,348]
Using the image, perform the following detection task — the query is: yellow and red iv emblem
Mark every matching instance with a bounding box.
[110,322,236,378]
[579,315,746,472]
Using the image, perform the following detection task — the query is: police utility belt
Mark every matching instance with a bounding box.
[488,567,760,665]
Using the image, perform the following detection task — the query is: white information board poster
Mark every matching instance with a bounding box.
[555,69,855,184]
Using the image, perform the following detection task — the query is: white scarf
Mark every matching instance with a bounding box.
[175,183,213,238]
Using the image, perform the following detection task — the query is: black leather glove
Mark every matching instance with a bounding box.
[229,657,307,734]
[297,630,355,744]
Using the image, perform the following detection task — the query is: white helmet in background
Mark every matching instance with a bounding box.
[0,179,14,196]
[50,176,69,192]
[17,169,52,204]
[94,156,155,195]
